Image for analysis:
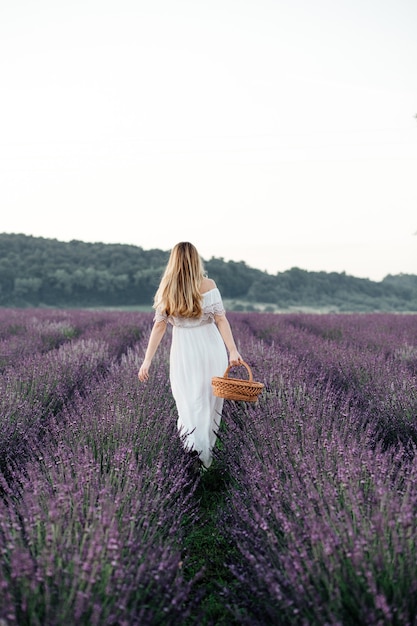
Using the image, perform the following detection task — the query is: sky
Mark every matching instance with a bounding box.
[1,0,416,281]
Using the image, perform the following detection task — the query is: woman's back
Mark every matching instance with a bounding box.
[199,277,216,295]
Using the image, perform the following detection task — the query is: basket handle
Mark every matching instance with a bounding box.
[223,360,253,381]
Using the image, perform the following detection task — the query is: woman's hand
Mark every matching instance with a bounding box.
[138,359,152,382]
[229,349,243,366]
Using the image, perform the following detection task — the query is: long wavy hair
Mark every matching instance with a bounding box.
[154,242,206,318]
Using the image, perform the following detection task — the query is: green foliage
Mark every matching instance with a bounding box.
[0,233,416,311]
[0,233,169,307]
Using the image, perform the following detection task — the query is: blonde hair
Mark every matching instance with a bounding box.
[154,242,206,318]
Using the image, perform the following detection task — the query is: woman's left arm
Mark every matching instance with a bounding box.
[215,314,243,365]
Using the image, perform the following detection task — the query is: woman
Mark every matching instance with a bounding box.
[138,242,242,469]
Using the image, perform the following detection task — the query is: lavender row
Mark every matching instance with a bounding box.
[229,312,417,448]
[218,313,417,624]
[0,335,202,625]
[0,308,147,370]
[0,310,151,484]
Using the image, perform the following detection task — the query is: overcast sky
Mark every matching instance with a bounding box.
[1,0,416,281]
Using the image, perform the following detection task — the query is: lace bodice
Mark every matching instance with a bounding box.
[154,288,225,328]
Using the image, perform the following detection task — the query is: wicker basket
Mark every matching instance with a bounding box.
[212,361,264,402]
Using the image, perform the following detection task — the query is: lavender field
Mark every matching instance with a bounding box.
[1,308,417,625]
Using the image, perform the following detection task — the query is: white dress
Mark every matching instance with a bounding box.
[155,288,228,468]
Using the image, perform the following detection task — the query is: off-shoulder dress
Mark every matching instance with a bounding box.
[154,288,228,468]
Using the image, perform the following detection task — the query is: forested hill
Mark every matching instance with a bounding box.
[0,233,416,312]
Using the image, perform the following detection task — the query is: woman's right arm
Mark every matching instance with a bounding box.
[138,320,167,381]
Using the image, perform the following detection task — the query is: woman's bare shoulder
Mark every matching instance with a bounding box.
[200,277,217,294]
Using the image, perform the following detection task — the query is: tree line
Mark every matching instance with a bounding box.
[0,233,416,311]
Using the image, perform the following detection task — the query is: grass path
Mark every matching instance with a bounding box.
[182,462,247,625]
